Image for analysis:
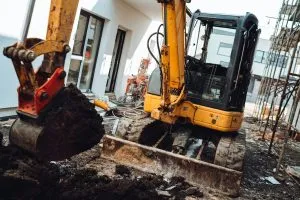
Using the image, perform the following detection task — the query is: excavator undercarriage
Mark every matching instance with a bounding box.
[101,118,245,196]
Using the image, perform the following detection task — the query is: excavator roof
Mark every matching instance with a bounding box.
[191,10,258,29]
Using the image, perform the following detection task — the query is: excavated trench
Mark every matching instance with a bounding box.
[0,139,203,200]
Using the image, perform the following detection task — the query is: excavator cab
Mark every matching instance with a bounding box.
[185,11,260,113]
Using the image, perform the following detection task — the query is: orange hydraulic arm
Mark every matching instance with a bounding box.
[150,0,188,123]
[3,0,79,118]
[158,0,187,107]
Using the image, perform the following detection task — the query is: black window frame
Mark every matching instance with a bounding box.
[72,11,89,56]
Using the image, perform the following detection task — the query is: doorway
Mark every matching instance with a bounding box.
[105,29,126,93]
[67,10,104,92]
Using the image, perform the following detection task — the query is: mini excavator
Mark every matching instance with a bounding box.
[3,0,104,161]
[4,0,260,196]
[101,0,260,196]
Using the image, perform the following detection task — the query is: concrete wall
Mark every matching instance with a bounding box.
[0,0,30,114]
[246,78,261,103]
[252,38,271,76]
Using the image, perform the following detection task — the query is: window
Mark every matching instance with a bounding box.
[213,28,235,36]
[67,10,104,91]
[217,42,233,57]
[187,24,236,62]
[254,50,268,63]
[269,53,288,68]
[187,20,206,59]
[72,13,89,55]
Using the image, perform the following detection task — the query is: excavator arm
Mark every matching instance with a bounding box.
[151,0,188,123]
[3,0,104,160]
[3,0,79,118]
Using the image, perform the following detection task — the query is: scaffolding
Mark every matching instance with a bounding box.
[253,0,300,173]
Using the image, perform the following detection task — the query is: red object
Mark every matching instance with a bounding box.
[18,67,65,117]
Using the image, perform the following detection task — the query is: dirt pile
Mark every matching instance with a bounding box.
[241,119,300,199]
[0,137,202,200]
[11,84,105,161]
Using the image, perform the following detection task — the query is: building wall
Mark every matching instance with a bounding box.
[252,38,271,76]
[0,0,30,114]
[246,38,271,103]
[0,0,158,117]
[28,0,154,99]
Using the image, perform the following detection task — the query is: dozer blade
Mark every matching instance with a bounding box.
[9,84,105,161]
[101,135,242,197]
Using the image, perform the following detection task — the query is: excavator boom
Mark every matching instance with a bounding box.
[4,0,104,160]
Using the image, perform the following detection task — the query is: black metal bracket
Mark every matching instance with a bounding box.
[157,0,171,3]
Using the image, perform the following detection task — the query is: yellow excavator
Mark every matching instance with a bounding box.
[4,0,260,196]
[101,0,260,196]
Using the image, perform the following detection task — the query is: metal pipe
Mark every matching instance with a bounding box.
[258,0,293,135]
[255,0,288,122]
[268,0,300,154]
[260,0,295,138]
[21,0,36,42]
[276,77,300,174]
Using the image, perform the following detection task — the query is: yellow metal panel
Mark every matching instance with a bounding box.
[144,94,161,113]
[165,0,185,89]
[144,94,243,132]
[174,0,186,87]
[193,106,243,132]
[46,0,79,43]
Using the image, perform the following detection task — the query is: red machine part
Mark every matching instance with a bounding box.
[125,58,150,100]
[18,67,65,117]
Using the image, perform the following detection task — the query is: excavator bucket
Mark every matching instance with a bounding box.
[9,85,105,161]
[101,135,242,197]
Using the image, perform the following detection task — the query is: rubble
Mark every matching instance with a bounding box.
[0,126,204,200]
[286,166,300,179]
[263,176,281,184]
[115,165,131,176]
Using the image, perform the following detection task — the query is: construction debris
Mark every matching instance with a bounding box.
[286,166,300,179]
[263,176,281,185]
[0,111,300,199]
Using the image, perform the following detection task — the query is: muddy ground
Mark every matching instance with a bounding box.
[0,115,299,199]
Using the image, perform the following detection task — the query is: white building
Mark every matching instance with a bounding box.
[0,0,162,117]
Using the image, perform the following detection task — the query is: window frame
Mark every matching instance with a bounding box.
[67,9,105,90]
[254,50,265,63]
[72,11,89,56]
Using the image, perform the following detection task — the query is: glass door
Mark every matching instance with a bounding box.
[67,10,104,92]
